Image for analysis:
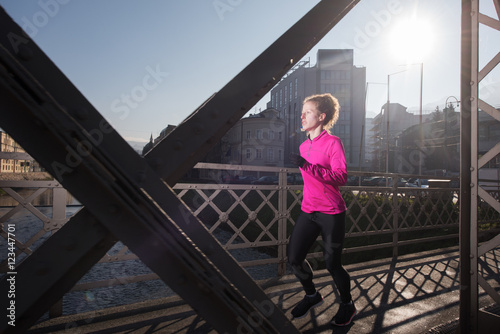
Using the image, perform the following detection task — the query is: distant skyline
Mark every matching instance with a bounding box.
[1,0,498,148]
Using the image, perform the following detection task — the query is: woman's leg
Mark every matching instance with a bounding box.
[317,211,352,304]
[287,212,321,295]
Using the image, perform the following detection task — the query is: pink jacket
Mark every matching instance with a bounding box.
[299,130,347,214]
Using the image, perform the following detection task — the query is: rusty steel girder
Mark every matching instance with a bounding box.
[460,1,500,333]
[0,1,360,333]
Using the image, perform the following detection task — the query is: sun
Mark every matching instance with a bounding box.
[388,17,434,63]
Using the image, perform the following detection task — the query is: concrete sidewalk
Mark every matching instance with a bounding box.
[29,247,500,333]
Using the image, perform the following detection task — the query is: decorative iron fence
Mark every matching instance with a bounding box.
[1,163,484,317]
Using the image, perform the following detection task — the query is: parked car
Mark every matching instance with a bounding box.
[361,176,385,186]
[346,176,361,186]
[251,175,279,185]
[287,174,303,185]
[373,177,408,187]
[405,178,429,188]
[232,175,257,184]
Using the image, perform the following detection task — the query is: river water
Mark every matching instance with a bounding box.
[1,193,279,317]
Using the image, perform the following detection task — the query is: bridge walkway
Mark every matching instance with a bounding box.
[28,246,500,334]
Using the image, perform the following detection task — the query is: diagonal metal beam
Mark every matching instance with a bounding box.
[0,46,285,333]
[0,1,359,332]
[146,0,361,186]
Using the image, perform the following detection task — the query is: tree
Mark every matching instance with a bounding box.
[431,106,443,122]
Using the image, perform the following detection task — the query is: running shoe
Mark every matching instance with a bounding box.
[331,300,357,326]
[291,292,323,319]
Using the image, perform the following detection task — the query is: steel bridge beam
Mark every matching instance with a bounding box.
[0,1,360,332]
[461,1,500,333]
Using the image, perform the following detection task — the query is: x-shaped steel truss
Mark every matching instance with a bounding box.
[0,1,360,332]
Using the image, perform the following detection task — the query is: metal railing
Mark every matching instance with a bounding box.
[0,163,488,317]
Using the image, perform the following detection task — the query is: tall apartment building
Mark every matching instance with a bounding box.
[267,49,367,169]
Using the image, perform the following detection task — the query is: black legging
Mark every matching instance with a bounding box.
[287,211,352,304]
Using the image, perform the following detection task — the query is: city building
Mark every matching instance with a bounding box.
[144,110,285,180]
[396,109,458,176]
[395,106,500,176]
[0,130,31,173]
[142,124,176,156]
[267,49,367,169]
[364,117,376,165]
[369,103,429,172]
[219,108,285,167]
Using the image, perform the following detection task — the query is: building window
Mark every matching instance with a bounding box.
[289,82,293,101]
[294,78,298,99]
[269,130,275,140]
[246,149,251,159]
[278,150,282,161]
[246,130,251,139]
[279,90,283,108]
[256,149,262,159]
[284,86,288,105]
[256,129,263,139]
[279,132,282,140]
[267,148,274,161]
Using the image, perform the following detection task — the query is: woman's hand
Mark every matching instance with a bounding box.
[289,153,306,168]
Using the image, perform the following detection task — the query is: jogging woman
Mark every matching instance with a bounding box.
[288,93,356,326]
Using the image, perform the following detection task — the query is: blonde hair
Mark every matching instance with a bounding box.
[303,93,340,133]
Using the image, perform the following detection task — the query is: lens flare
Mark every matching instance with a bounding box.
[84,291,95,302]
[389,17,434,63]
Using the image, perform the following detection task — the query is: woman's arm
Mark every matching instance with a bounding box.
[300,139,347,186]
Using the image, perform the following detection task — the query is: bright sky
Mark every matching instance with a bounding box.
[1,0,499,147]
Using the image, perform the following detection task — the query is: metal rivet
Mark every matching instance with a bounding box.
[177,274,188,285]
[73,107,89,121]
[36,263,50,276]
[137,171,146,183]
[210,110,219,119]
[63,237,77,251]
[193,122,204,135]
[17,45,33,61]
[152,158,163,169]
[173,140,183,151]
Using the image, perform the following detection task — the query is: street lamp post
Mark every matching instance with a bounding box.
[365,82,387,173]
[400,63,424,182]
[443,96,460,173]
[386,75,390,175]
[385,70,408,174]
[418,63,423,182]
[384,63,424,177]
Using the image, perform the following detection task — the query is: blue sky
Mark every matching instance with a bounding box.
[1,0,498,147]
